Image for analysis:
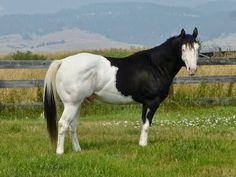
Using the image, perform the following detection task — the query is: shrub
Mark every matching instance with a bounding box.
[9,51,47,60]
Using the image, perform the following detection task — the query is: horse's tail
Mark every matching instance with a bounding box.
[44,60,62,147]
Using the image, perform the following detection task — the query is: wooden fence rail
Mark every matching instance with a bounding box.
[0,60,51,69]
[0,58,236,88]
[0,58,236,69]
[1,75,235,88]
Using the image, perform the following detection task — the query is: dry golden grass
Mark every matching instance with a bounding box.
[178,65,236,76]
[0,69,46,80]
[0,69,46,103]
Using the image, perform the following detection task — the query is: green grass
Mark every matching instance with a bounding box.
[0,105,236,177]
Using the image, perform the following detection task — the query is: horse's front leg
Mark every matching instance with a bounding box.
[139,97,160,146]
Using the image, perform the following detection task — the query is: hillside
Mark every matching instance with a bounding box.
[0,2,203,44]
[0,1,236,52]
[203,33,236,51]
[0,28,136,53]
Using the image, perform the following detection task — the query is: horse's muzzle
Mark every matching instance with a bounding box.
[187,67,197,76]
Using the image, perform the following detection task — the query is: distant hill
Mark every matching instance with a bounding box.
[203,33,236,52]
[0,1,236,52]
[0,28,137,53]
[196,1,236,13]
[0,2,203,44]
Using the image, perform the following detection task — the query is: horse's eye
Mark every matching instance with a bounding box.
[182,48,185,52]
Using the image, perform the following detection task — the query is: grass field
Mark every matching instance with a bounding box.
[0,104,236,177]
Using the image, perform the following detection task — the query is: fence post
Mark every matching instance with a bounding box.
[227,82,234,97]
[168,83,174,99]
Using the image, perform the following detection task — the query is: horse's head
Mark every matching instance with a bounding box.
[180,28,199,76]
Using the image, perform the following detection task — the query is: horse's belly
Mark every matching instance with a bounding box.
[95,90,134,104]
[94,80,134,104]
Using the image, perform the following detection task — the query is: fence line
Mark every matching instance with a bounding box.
[0,60,51,69]
[1,75,236,88]
[0,58,236,69]
[0,58,236,88]
[174,75,236,84]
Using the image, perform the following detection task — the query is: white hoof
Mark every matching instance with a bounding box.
[139,140,147,147]
[56,148,64,155]
[73,145,82,152]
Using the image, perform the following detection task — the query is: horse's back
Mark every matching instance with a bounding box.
[60,53,104,70]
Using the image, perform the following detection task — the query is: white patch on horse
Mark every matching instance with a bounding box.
[53,53,135,154]
[139,109,150,146]
[94,61,134,104]
[181,43,199,75]
[55,53,134,104]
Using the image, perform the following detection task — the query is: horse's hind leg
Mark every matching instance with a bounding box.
[69,107,81,152]
[57,103,80,155]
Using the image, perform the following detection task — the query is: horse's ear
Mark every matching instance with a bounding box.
[180,29,186,38]
[193,27,198,38]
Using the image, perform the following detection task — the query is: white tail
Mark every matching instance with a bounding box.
[44,60,62,146]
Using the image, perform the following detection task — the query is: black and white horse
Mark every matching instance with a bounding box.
[44,28,199,154]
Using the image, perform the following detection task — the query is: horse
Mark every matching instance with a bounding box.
[44,28,199,154]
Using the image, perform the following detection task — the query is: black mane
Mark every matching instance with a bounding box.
[107,35,182,61]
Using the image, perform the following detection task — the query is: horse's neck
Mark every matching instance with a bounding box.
[151,46,182,80]
[167,56,183,78]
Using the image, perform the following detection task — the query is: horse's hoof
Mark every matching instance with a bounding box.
[139,141,147,147]
[56,149,64,155]
[73,147,82,152]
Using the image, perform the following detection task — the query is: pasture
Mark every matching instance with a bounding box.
[0,49,236,176]
[0,105,236,177]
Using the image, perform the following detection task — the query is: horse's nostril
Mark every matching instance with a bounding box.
[187,67,197,75]
[192,68,197,73]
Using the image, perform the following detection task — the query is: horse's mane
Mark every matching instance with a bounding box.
[106,35,181,60]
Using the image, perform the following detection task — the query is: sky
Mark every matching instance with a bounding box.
[0,0,224,15]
